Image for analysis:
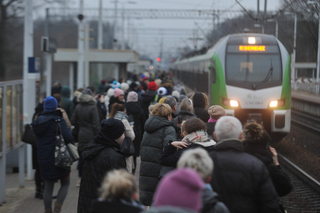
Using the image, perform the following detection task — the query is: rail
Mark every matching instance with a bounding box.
[278,154,320,194]
[291,109,320,133]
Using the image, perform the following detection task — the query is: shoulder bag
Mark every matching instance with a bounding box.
[54,119,73,169]
[120,136,135,157]
[22,124,37,146]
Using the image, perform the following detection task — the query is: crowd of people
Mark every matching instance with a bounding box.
[30,71,293,213]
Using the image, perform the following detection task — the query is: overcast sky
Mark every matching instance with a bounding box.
[67,0,281,60]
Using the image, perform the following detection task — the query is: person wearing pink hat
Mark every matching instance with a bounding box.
[108,88,125,113]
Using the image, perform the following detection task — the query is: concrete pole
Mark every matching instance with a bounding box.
[85,23,90,87]
[122,5,125,50]
[276,20,278,38]
[77,0,85,88]
[316,14,320,93]
[257,0,260,18]
[98,0,103,50]
[114,0,118,49]
[69,63,74,98]
[23,0,34,181]
[45,54,52,97]
[264,0,267,20]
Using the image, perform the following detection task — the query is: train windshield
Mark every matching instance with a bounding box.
[226,45,282,90]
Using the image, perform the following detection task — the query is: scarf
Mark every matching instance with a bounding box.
[182,131,216,147]
[208,117,217,123]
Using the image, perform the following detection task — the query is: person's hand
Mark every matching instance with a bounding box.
[100,95,105,103]
[269,146,279,166]
[171,141,188,149]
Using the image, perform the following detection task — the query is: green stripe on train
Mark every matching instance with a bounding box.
[279,54,291,109]
[211,53,229,108]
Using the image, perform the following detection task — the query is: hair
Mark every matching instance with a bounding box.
[242,122,271,146]
[151,103,172,119]
[163,96,177,110]
[100,169,137,200]
[177,148,213,181]
[87,85,95,93]
[215,116,243,141]
[180,98,193,111]
[109,103,125,118]
[190,92,209,109]
[52,93,61,104]
[183,118,207,134]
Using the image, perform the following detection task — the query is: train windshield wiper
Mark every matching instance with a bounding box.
[262,59,273,83]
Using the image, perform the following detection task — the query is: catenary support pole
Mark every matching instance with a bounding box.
[77,0,85,88]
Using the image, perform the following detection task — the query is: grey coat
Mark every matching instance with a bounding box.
[139,116,177,206]
[71,94,100,152]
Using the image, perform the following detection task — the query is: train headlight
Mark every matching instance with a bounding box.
[230,100,239,107]
[269,99,285,108]
[269,100,278,107]
[248,37,256,44]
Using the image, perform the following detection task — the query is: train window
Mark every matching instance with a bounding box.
[226,53,282,89]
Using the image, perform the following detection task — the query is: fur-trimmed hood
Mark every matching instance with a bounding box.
[79,93,96,105]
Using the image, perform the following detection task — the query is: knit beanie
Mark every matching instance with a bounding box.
[208,105,226,120]
[114,88,124,97]
[127,91,138,102]
[112,80,121,89]
[148,81,158,91]
[43,96,58,112]
[172,90,180,99]
[155,79,162,87]
[100,117,125,140]
[121,83,129,92]
[157,87,167,95]
[154,168,204,212]
[159,97,167,104]
[83,88,93,96]
[107,88,115,97]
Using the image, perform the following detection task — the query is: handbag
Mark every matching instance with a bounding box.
[120,136,135,157]
[22,124,37,146]
[67,143,79,162]
[54,119,73,169]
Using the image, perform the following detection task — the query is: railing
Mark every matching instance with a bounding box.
[291,79,320,95]
[0,80,23,157]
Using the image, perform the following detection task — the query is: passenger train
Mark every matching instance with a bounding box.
[171,34,291,138]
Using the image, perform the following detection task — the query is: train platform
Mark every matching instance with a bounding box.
[0,158,141,213]
[291,90,320,104]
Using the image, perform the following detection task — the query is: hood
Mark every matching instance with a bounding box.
[141,90,157,103]
[82,134,121,160]
[79,93,96,105]
[60,86,71,98]
[177,110,195,121]
[32,110,62,136]
[125,102,143,115]
[202,188,221,212]
[115,111,128,120]
[144,116,173,133]
[147,206,196,213]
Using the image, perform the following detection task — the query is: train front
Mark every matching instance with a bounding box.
[219,34,291,137]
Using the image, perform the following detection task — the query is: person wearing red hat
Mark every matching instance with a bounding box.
[140,81,158,123]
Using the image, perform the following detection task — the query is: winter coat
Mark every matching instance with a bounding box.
[194,107,210,123]
[125,102,144,156]
[90,199,144,213]
[244,144,293,197]
[104,89,114,118]
[140,90,157,121]
[32,103,44,170]
[96,98,107,122]
[71,94,100,152]
[209,140,279,213]
[139,116,177,206]
[201,186,230,213]
[77,134,127,213]
[206,122,216,139]
[160,131,216,168]
[143,206,197,213]
[57,107,71,129]
[60,86,74,119]
[32,110,74,180]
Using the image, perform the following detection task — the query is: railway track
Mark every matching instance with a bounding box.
[291,109,320,133]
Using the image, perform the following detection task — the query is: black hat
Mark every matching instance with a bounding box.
[100,118,125,140]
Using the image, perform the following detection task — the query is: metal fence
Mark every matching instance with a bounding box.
[291,79,320,95]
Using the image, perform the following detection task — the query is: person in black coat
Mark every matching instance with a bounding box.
[77,118,127,213]
[206,105,226,139]
[90,169,144,213]
[140,81,158,122]
[242,122,293,197]
[210,116,279,213]
[125,91,144,173]
[191,92,210,123]
[32,96,74,213]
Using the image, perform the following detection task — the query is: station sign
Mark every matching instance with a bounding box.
[28,57,40,73]
[41,36,57,53]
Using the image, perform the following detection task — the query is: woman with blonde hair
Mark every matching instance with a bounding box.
[139,103,179,206]
[90,170,144,213]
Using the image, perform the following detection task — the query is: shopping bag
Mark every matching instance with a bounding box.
[67,143,79,162]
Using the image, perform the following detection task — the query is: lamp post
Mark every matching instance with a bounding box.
[254,24,264,34]
[267,19,278,38]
